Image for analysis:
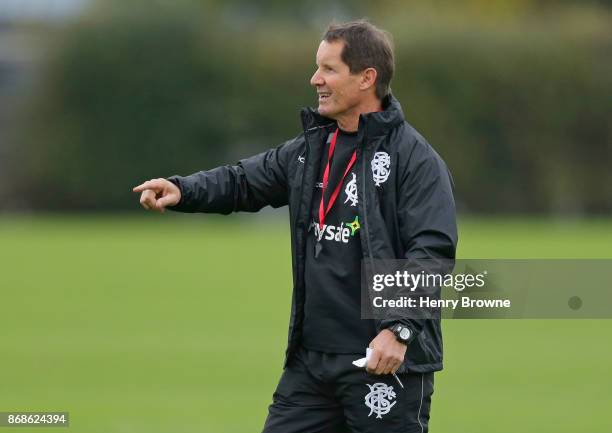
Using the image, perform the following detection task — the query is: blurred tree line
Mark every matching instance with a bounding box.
[6,0,612,214]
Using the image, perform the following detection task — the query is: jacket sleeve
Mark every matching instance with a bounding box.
[397,140,458,261]
[378,139,458,337]
[166,139,296,214]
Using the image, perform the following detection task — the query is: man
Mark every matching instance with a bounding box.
[134,20,456,433]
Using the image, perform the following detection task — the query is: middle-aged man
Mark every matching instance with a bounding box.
[134,20,457,433]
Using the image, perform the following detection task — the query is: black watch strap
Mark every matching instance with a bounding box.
[389,323,412,344]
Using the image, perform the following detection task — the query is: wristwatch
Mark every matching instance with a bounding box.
[389,323,412,345]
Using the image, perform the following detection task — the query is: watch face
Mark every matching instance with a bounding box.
[399,328,411,340]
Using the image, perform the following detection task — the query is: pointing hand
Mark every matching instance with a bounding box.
[132,178,181,213]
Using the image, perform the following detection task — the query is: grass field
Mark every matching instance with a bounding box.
[1,215,611,433]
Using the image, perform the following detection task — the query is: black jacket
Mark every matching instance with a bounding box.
[168,95,457,373]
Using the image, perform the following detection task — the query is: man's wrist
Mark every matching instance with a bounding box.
[165,176,184,209]
[388,323,413,345]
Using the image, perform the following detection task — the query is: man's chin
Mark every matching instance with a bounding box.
[317,105,334,118]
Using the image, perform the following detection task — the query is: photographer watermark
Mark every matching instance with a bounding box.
[361,259,612,319]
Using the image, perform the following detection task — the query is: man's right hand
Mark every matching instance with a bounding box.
[132,178,181,213]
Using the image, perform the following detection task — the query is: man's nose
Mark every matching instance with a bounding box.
[310,69,324,87]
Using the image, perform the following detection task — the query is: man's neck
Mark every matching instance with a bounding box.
[335,99,383,132]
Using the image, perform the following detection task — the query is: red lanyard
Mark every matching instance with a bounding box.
[318,128,357,230]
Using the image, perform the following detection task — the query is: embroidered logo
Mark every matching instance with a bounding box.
[298,155,305,164]
[364,383,397,419]
[344,173,358,206]
[371,152,391,186]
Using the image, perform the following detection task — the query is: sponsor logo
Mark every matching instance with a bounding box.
[310,216,360,244]
[346,216,360,236]
[371,152,391,186]
[311,221,351,244]
[364,383,397,419]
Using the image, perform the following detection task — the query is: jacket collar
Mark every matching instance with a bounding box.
[300,93,405,139]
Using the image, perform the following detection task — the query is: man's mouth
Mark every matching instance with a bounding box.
[318,92,331,102]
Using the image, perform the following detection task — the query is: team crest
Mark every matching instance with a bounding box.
[364,383,397,419]
[344,173,358,206]
[371,152,391,186]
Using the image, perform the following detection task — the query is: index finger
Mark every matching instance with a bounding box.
[132,179,164,193]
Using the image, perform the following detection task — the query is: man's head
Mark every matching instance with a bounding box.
[310,20,395,125]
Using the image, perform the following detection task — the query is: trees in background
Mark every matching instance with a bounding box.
[7,0,612,214]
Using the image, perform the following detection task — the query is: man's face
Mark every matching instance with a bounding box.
[310,40,363,120]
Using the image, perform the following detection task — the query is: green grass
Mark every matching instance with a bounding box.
[1,215,611,433]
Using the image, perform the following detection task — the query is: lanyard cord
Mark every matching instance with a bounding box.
[318,128,357,231]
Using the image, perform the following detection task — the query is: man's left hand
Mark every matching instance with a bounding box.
[366,329,407,375]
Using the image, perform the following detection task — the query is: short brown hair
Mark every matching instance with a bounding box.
[323,20,394,99]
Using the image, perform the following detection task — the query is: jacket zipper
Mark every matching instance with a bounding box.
[360,127,375,267]
[360,128,384,333]
[288,121,333,353]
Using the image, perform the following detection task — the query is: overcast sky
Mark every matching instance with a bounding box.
[0,0,91,21]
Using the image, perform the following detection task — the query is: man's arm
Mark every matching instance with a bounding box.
[367,139,458,375]
[133,139,297,213]
[380,139,458,331]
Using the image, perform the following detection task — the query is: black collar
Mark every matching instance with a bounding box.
[300,94,405,139]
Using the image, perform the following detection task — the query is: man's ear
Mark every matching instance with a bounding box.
[360,68,378,91]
